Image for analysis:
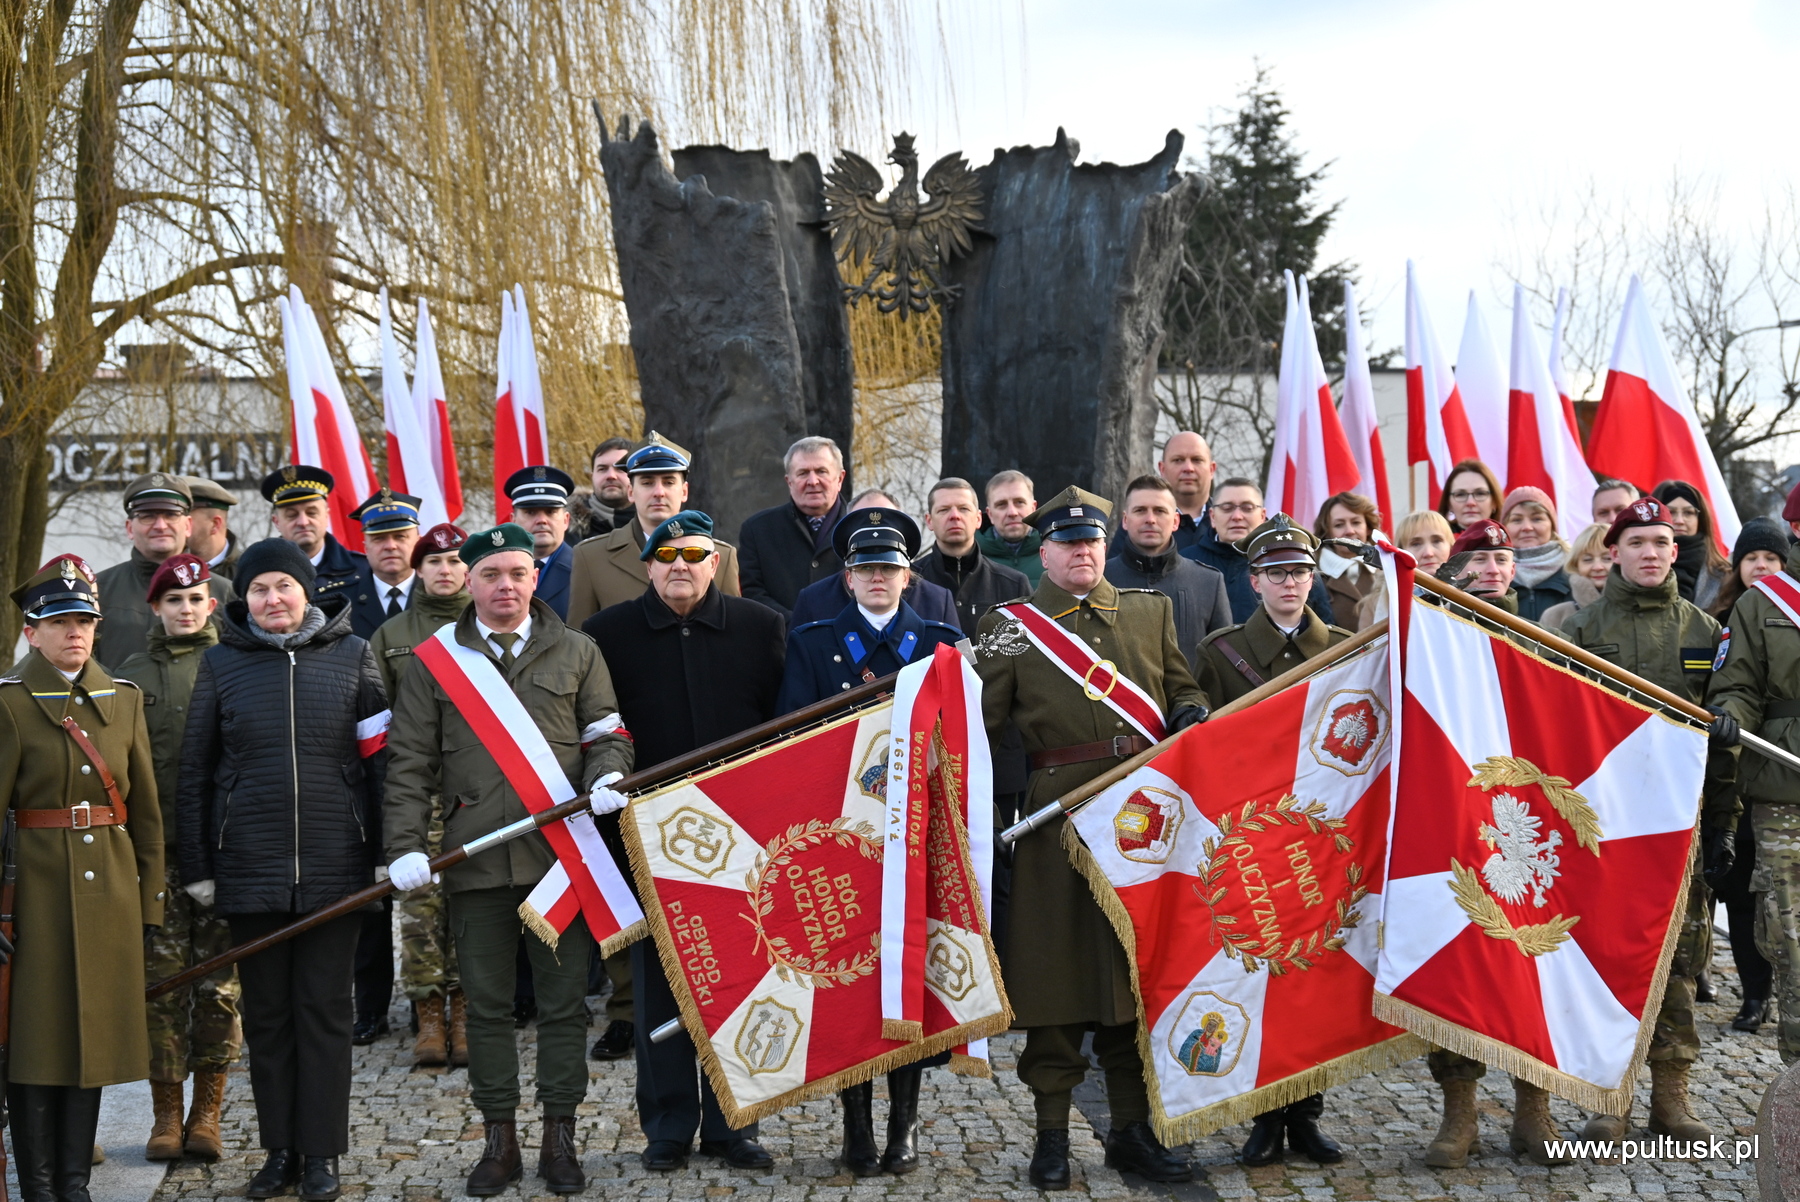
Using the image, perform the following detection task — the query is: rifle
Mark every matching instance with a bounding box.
[0,808,17,1202]
[148,672,899,1000]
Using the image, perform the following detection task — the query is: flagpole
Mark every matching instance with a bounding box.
[1000,620,1391,845]
[146,674,900,1001]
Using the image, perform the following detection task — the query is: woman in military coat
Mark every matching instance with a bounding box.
[0,554,164,1202]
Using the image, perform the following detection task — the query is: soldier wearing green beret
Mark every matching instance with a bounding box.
[972,486,1209,1190]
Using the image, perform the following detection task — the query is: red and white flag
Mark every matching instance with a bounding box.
[492,286,548,524]
[1374,584,1707,1112]
[1268,274,1360,525]
[378,288,450,529]
[1454,291,1509,480]
[1506,284,1594,540]
[280,286,377,551]
[1341,280,1393,525]
[1065,566,1420,1140]
[413,299,463,522]
[410,626,645,956]
[1547,287,1582,447]
[1404,262,1480,499]
[1588,274,1739,554]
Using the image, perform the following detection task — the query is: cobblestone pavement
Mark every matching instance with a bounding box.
[152,939,1780,1201]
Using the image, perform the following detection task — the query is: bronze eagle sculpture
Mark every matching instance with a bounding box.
[822,132,983,319]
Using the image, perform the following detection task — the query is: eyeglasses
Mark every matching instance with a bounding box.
[1213,502,1260,515]
[651,546,711,564]
[850,564,904,580]
[1448,489,1492,502]
[1253,566,1315,584]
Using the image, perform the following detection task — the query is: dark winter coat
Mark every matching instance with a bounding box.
[973,526,1045,588]
[778,601,964,714]
[176,595,390,914]
[116,623,221,851]
[738,498,846,619]
[309,533,368,616]
[1104,546,1232,668]
[911,545,1033,634]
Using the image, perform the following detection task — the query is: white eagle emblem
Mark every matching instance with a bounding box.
[1478,794,1562,908]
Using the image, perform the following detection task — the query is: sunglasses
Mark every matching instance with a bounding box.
[651,546,712,564]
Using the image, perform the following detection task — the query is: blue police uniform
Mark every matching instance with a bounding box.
[345,488,426,641]
[776,602,962,714]
[535,540,574,621]
[503,465,578,622]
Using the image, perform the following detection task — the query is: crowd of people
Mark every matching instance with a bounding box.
[1,428,1795,1201]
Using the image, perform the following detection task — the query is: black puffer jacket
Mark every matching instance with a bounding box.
[177,594,389,914]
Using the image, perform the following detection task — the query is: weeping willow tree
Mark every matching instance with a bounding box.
[0,0,956,657]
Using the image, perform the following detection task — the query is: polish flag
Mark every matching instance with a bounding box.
[1506,285,1595,541]
[1548,288,1582,447]
[1588,275,1740,554]
[413,299,463,521]
[1268,275,1361,525]
[378,288,449,529]
[1454,292,1510,480]
[1264,271,1304,519]
[492,286,548,524]
[1342,280,1393,524]
[1404,263,1479,497]
[280,286,377,551]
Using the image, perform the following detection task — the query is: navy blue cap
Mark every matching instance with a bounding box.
[833,506,921,567]
[11,555,102,621]
[260,465,335,507]
[624,430,691,475]
[350,487,423,532]
[505,465,575,509]
[640,510,716,561]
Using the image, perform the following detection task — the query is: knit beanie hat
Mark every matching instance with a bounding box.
[234,537,317,597]
[1731,516,1790,571]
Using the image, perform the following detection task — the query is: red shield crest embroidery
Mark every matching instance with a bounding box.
[1310,690,1388,776]
[1114,786,1183,864]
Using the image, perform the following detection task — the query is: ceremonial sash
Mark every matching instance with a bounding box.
[412,627,644,955]
[1754,571,1800,629]
[998,603,1167,741]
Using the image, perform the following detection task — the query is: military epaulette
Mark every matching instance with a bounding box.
[0,675,21,687]
[113,677,142,690]
[1198,625,1244,648]
[790,618,837,634]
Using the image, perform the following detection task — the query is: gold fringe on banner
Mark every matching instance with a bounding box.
[948,1052,992,1078]
[882,1018,925,1043]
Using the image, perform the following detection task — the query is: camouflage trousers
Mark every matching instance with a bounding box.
[399,815,458,1000]
[1751,802,1800,1063]
[1426,864,1713,1084]
[145,864,242,1083]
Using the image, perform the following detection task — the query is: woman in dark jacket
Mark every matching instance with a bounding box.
[1654,480,1731,610]
[177,538,389,1202]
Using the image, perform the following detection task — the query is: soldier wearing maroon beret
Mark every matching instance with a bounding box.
[1432,518,1520,611]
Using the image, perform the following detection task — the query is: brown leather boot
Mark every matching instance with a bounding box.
[1647,1061,1712,1142]
[183,1071,227,1159]
[537,1115,583,1194]
[1423,1078,1480,1168]
[466,1120,522,1196]
[448,991,469,1068]
[1508,1079,1571,1165]
[413,996,448,1067]
[146,1080,186,1160]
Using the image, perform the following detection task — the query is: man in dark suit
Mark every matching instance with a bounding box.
[912,477,1031,634]
[347,488,423,640]
[506,466,577,620]
[261,465,366,613]
[737,436,848,618]
[789,490,958,627]
[583,510,785,1174]
[1105,475,1232,669]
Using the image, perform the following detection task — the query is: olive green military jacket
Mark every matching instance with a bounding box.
[565,523,742,630]
[1708,547,1800,803]
[94,549,236,672]
[384,597,635,893]
[973,576,1206,1027]
[1196,605,1351,706]
[0,652,164,1087]
[115,625,220,850]
[1561,567,1720,705]
[367,589,470,699]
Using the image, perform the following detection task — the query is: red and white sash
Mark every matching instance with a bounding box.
[997,602,1168,741]
[355,710,391,758]
[412,626,644,955]
[1754,571,1800,628]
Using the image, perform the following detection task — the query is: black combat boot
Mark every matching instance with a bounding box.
[1104,1120,1193,1182]
[1028,1128,1071,1191]
[881,1066,922,1174]
[7,1083,59,1202]
[1284,1093,1343,1163]
[1241,1108,1285,1166]
[838,1082,880,1176]
[53,1086,103,1202]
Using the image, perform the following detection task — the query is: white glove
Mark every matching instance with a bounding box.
[389,852,436,892]
[589,771,628,816]
[184,879,215,906]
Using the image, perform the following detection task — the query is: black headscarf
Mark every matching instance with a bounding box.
[1653,480,1713,602]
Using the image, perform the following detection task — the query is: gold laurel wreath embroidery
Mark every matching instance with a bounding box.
[740,818,882,988]
[1449,755,1599,956]
[1195,794,1365,976]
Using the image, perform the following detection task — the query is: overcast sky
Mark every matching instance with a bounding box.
[904,0,1800,360]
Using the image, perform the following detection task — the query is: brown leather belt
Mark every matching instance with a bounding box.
[14,803,127,829]
[1029,735,1152,771]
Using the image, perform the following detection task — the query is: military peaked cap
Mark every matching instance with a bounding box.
[832,506,921,566]
[505,465,575,509]
[123,472,192,514]
[1236,513,1318,567]
[350,487,423,532]
[12,554,102,621]
[1027,486,1111,542]
[625,431,691,475]
[260,464,335,507]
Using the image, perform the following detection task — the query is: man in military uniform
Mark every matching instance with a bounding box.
[973,487,1208,1190]
[261,465,366,611]
[1711,493,1800,1067]
[94,473,237,669]
[1193,516,1350,1166]
[347,488,423,640]
[368,523,471,1068]
[1432,519,1521,611]
[115,554,240,1162]
[1,555,165,1202]
[181,478,242,580]
[385,523,634,1196]
[505,467,576,621]
[565,434,742,629]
